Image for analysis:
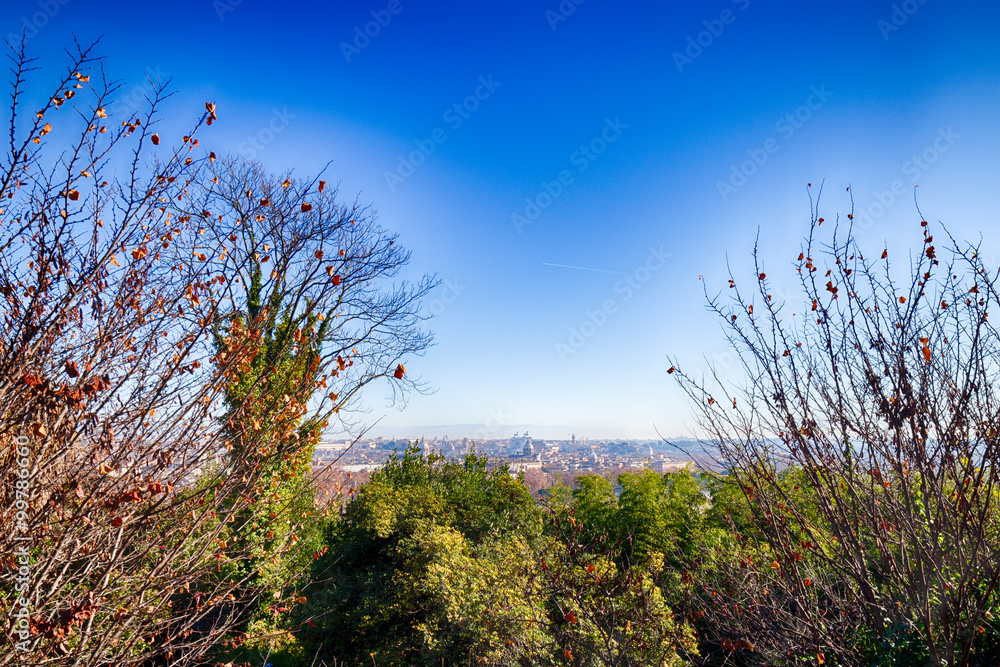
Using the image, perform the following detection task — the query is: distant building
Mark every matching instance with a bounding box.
[509,459,542,474]
[652,460,692,473]
[511,431,541,457]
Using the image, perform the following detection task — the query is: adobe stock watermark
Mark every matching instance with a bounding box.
[109,65,171,118]
[384,75,501,192]
[878,0,930,41]
[556,245,671,361]
[426,278,466,317]
[340,0,411,63]
[11,434,33,653]
[716,85,833,202]
[853,127,958,233]
[213,0,242,20]
[545,0,586,31]
[471,406,512,443]
[237,107,296,160]
[672,0,751,73]
[512,117,628,234]
[5,0,71,44]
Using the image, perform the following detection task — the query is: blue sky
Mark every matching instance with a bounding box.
[6,0,1000,439]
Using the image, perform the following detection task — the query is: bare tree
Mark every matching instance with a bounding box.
[670,185,1000,666]
[0,38,433,666]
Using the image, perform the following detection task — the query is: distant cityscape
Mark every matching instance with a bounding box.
[312,431,697,478]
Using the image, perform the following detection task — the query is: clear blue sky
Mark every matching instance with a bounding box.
[6,0,1000,438]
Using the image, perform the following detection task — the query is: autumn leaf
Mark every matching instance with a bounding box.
[151,133,160,145]
[882,249,888,259]
[281,179,291,188]
[922,347,932,361]
[109,255,120,267]
[667,366,676,374]
[297,596,307,604]
[68,189,80,201]
[394,364,406,379]
[314,249,324,260]
[99,464,114,475]
[332,274,341,286]
[32,422,47,438]
[209,151,216,162]
[318,180,326,192]
[96,108,107,118]
[301,202,312,213]
[65,361,79,378]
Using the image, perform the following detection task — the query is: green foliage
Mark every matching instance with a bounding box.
[301,444,546,666]
[571,474,618,542]
[210,257,334,644]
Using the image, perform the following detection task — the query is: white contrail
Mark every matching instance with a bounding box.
[542,262,627,276]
